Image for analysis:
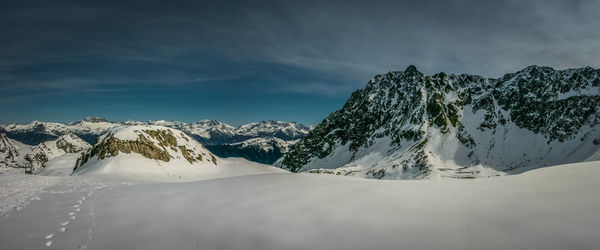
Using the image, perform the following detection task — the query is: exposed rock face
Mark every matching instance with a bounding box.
[281,65,600,179]
[74,126,218,173]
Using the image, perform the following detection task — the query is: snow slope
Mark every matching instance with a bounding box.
[0,161,599,249]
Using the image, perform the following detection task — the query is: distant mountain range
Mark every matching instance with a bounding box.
[0,117,311,164]
[280,65,600,179]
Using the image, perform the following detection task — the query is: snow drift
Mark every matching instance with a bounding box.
[1,161,599,249]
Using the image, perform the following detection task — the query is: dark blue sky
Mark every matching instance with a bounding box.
[1,0,599,126]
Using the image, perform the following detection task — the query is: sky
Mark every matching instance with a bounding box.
[1,0,599,126]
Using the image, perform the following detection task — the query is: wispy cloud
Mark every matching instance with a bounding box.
[1,0,599,123]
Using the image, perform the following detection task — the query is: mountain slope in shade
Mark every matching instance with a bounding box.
[0,133,90,174]
[207,137,297,164]
[281,65,600,179]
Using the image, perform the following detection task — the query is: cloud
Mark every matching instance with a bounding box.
[1,0,599,105]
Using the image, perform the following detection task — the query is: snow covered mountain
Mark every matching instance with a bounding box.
[0,117,116,145]
[1,118,311,164]
[73,125,218,177]
[0,133,90,174]
[141,120,309,145]
[73,125,286,180]
[235,120,310,141]
[281,65,600,179]
[0,133,25,169]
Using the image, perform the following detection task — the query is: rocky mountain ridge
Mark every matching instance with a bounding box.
[280,65,600,179]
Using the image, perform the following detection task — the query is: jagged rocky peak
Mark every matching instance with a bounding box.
[193,119,225,127]
[74,125,218,174]
[70,116,110,125]
[84,116,109,123]
[237,120,311,138]
[281,65,600,179]
[205,120,222,126]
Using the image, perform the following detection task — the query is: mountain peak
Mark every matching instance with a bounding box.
[82,116,109,123]
[282,65,600,179]
[405,65,419,73]
[195,120,222,126]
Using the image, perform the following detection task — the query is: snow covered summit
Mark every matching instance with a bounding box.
[73,125,287,181]
[73,125,218,178]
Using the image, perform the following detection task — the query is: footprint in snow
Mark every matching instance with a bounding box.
[61,221,70,226]
[60,227,67,232]
[69,212,75,216]
[45,234,54,239]
[46,241,53,247]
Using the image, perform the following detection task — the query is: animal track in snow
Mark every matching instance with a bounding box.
[61,221,70,226]
[45,240,53,247]
[60,227,67,232]
[45,234,54,239]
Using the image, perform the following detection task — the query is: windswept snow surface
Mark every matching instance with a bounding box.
[1,161,600,249]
